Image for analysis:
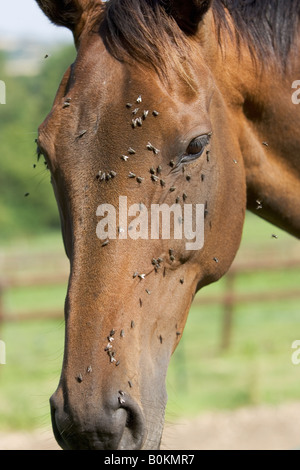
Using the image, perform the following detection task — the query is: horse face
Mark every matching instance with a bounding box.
[36,0,246,450]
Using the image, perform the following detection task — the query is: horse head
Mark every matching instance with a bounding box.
[36,0,246,449]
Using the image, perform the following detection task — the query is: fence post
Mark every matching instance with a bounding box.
[220,271,235,351]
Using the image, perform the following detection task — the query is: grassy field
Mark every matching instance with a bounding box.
[0,213,299,431]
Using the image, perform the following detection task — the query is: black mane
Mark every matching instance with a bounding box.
[101,0,300,75]
[215,0,300,66]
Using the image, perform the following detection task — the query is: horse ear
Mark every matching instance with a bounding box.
[35,0,83,31]
[164,0,212,34]
[36,0,103,41]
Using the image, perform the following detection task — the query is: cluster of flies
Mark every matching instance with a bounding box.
[103,325,135,397]
[104,328,122,367]
[95,95,186,374]
[29,91,278,401]
[95,94,192,214]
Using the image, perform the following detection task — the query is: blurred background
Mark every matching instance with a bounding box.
[0,0,299,450]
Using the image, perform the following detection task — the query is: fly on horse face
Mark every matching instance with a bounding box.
[35,0,300,450]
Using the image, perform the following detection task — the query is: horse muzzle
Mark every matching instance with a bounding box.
[50,387,146,450]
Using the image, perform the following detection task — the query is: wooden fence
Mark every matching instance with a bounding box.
[0,254,299,349]
[193,259,300,350]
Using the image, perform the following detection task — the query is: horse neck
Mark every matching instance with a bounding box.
[202,12,300,238]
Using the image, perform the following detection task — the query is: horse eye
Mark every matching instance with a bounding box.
[180,134,211,164]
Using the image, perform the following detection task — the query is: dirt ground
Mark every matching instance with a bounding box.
[1,402,300,450]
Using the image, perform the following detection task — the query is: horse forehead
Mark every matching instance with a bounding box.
[43,35,213,159]
[72,34,209,113]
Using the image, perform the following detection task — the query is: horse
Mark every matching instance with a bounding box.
[35,0,300,450]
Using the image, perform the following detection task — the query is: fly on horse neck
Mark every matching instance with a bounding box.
[35,0,300,450]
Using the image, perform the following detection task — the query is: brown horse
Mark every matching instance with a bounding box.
[35,0,300,450]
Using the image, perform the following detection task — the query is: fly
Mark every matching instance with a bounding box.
[147,142,159,154]
[256,200,263,210]
[77,129,87,138]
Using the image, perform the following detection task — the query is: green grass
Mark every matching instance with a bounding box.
[0,213,299,431]
[4,284,67,316]
[0,320,64,430]
[165,213,300,420]
[166,299,300,420]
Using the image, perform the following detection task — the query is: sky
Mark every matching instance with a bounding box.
[0,1,73,42]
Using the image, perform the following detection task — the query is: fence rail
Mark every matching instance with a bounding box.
[193,258,300,349]
[0,256,299,349]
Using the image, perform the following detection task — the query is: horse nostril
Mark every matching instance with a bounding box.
[50,388,145,450]
[117,395,146,450]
